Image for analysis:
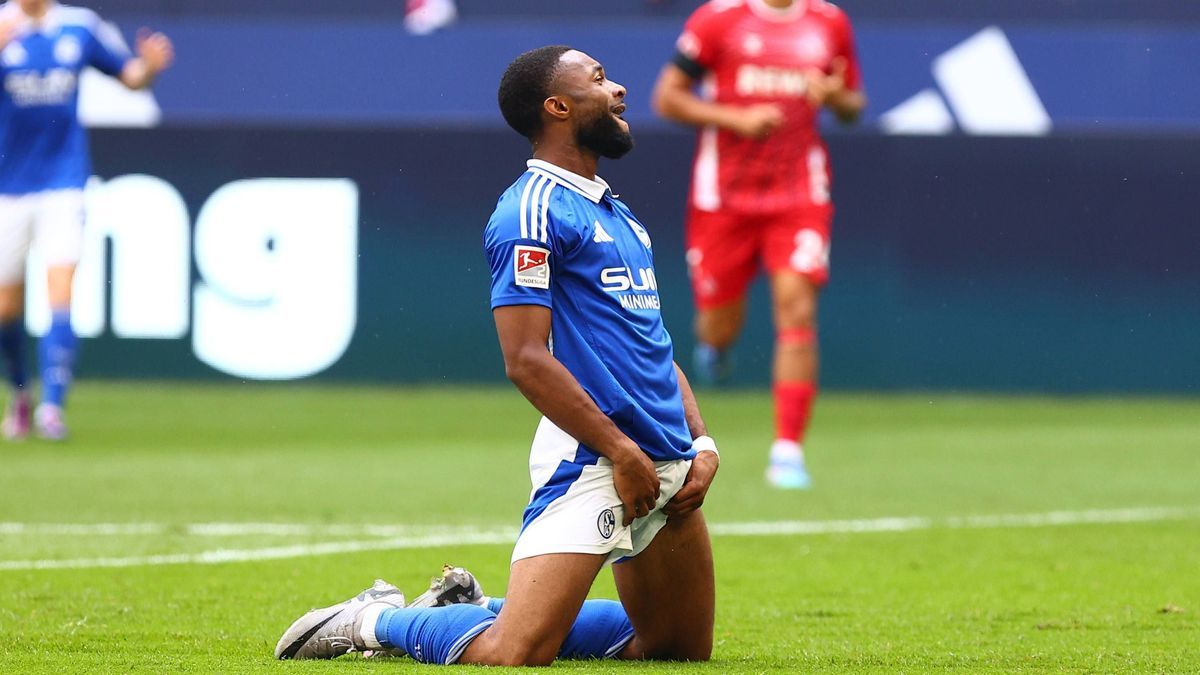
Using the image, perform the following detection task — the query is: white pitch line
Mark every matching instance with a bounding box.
[1,506,1197,572]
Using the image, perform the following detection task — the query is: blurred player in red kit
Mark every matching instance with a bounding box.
[652,0,865,488]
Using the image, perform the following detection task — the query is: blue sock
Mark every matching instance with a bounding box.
[376,604,496,665]
[479,596,632,660]
[39,310,76,407]
[558,599,634,660]
[0,318,27,390]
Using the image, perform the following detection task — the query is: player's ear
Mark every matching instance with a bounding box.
[543,95,571,122]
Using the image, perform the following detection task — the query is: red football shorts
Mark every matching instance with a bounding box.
[685,205,832,310]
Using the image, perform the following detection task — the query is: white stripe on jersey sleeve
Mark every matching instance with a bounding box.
[528,175,549,242]
[95,19,133,58]
[518,173,538,239]
[538,181,554,242]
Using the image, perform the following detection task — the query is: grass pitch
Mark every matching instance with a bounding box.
[0,382,1197,673]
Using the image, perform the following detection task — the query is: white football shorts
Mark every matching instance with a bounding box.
[0,189,86,286]
[511,416,693,566]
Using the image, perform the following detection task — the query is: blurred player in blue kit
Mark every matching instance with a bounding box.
[0,0,173,440]
[275,46,721,666]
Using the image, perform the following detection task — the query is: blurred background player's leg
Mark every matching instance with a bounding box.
[686,209,759,386]
[767,272,820,489]
[0,196,33,441]
[0,285,31,441]
[32,191,86,441]
[36,264,77,440]
[693,300,744,385]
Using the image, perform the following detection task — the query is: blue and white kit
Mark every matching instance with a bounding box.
[0,1,131,282]
[484,159,697,564]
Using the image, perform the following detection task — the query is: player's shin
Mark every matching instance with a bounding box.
[0,316,27,390]
[373,604,497,665]
[38,309,76,407]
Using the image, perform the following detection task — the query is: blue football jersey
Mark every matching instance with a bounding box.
[0,2,131,195]
[484,159,696,464]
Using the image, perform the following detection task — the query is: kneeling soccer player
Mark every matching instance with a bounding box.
[274,45,720,665]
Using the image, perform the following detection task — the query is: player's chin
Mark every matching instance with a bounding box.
[613,114,630,132]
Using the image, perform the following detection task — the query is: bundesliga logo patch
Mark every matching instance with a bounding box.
[513,245,550,289]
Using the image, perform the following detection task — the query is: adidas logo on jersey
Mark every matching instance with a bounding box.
[592,220,615,243]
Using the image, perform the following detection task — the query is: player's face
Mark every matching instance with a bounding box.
[17,0,48,17]
[556,51,633,159]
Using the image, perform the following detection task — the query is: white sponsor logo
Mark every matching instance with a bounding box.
[26,177,359,380]
[881,27,1051,137]
[601,266,661,310]
[736,64,808,98]
[4,68,76,106]
[600,266,657,293]
[513,245,550,289]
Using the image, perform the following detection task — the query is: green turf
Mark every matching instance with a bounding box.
[1,382,1197,673]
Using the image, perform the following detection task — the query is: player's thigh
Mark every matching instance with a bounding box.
[460,552,605,667]
[612,509,715,661]
[686,208,761,312]
[0,194,35,291]
[33,189,85,271]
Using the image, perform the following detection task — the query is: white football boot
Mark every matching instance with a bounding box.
[275,579,405,659]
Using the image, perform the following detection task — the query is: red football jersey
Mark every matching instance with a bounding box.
[674,0,862,214]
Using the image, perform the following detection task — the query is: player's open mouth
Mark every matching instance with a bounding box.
[611,104,627,118]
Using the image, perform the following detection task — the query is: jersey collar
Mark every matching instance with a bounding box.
[5,1,63,33]
[526,159,611,204]
[747,0,807,22]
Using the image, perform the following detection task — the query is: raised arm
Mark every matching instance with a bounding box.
[119,29,173,90]
[494,304,659,525]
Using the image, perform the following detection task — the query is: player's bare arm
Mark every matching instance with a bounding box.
[494,303,660,525]
[119,28,174,90]
[663,363,719,518]
[0,13,21,51]
[805,57,866,123]
[652,63,785,140]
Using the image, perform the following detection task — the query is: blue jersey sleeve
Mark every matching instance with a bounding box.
[483,180,583,310]
[86,18,133,77]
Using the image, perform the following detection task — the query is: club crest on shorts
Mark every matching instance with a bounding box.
[513,245,550,289]
[597,508,616,539]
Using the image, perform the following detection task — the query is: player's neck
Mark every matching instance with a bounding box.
[759,0,797,9]
[531,142,600,182]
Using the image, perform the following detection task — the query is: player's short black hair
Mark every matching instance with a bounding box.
[498,45,573,140]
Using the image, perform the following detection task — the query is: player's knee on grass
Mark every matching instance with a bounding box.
[624,633,712,662]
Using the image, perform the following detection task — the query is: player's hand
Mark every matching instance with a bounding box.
[730,103,785,140]
[806,57,848,109]
[136,28,174,74]
[612,446,660,526]
[662,450,719,519]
